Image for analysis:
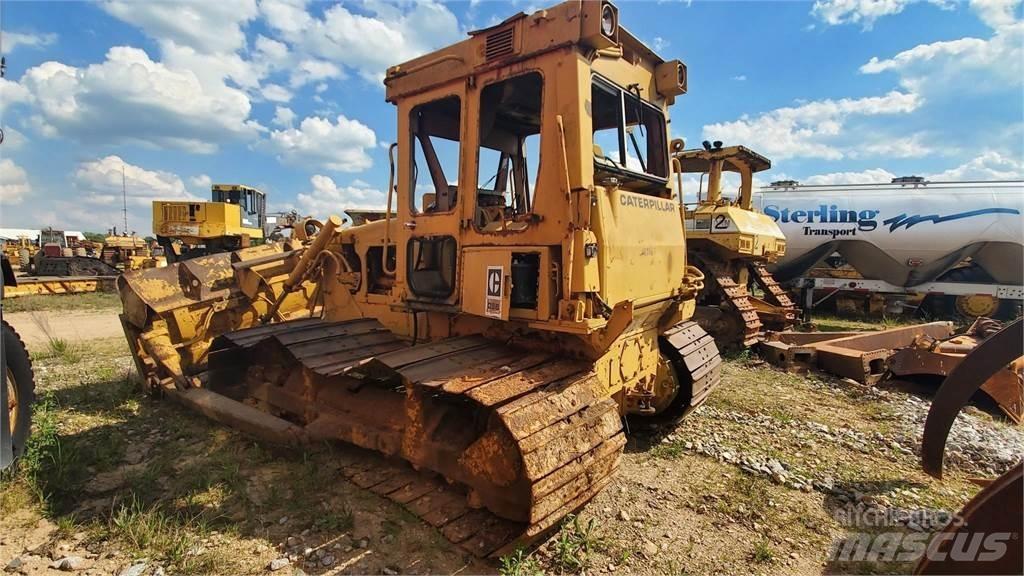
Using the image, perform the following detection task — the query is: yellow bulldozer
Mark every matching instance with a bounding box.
[153,184,267,262]
[119,0,722,556]
[677,143,797,348]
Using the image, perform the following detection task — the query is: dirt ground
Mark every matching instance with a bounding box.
[4,310,124,345]
[1,307,1019,576]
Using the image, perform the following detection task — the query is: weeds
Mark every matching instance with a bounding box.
[551,514,602,573]
[315,506,355,533]
[499,548,544,576]
[109,496,222,573]
[3,293,121,313]
[751,540,775,564]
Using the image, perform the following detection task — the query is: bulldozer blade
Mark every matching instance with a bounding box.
[205,318,626,556]
[922,319,1023,478]
[118,244,316,389]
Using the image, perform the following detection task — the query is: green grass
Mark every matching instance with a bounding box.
[3,292,121,313]
[806,314,931,333]
[550,515,603,573]
[109,496,225,573]
[751,540,776,564]
[499,549,544,576]
[35,337,83,363]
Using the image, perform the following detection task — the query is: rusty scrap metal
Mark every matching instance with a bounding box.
[914,462,1022,575]
[922,319,1023,478]
[760,322,955,384]
[915,319,1023,575]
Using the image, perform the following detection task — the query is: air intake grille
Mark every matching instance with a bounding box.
[485,27,515,61]
[163,204,189,223]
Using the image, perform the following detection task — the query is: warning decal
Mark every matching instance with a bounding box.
[485,266,503,318]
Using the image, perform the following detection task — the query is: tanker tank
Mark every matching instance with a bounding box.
[752,178,1024,287]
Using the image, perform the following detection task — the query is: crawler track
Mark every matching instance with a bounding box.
[207,319,625,556]
[694,255,762,347]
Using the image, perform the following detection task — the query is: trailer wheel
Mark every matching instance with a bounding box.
[954,294,1000,319]
[3,319,34,461]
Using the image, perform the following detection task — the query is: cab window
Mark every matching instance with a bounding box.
[410,96,461,214]
[591,76,668,190]
[475,72,543,232]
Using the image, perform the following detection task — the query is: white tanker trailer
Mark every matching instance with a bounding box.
[752,177,1023,318]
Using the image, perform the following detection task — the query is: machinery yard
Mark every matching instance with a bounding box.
[2,303,1019,575]
[2,1,1022,575]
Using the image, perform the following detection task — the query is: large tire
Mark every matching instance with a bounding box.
[3,319,34,461]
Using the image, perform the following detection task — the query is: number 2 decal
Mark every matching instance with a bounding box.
[714,215,729,229]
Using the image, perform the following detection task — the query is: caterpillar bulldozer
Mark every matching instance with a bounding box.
[154,184,267,262]
[119,0,721,556]
[677,143,797,348]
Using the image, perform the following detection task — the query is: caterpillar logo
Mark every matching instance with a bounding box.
[620,194,676,211]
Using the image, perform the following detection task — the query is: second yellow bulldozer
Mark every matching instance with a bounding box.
[120,0,722,556]
[677,143,797,348]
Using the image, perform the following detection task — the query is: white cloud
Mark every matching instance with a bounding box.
[295,174,387,217]
[651,37,669,52]
[260,0,462,83]
[65,156,199,234]
[0,126,28,150]
[261,83,293,103]
[272,106,296,127]
[972,0,1022,28]
[289,59,344,88]
[0,77,31,110]
[859,0,1023,93]
[18,47,262,153]
[2,31,57,53]
[265,115,377,172]
[0,159,31,204]
[254,35,290,67]
[731,75,747,81]
[74,155,196,207]
[102,0,258,53]
[811,0,953,29]
[853,133,937,158]
[702,91,922,160]
[801,168,898,185]
[927,150,1024,180]
[189,174,213,190]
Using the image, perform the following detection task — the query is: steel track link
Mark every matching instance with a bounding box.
[207,319,626,557]
[694,255,761,347]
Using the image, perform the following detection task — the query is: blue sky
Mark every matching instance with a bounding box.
[1,0,1021,234]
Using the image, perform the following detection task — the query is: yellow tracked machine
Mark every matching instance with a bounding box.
[119,1,722,556]
[678,143,797,348]
[154,184,267,262]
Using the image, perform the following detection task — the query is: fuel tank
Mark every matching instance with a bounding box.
[753,179,1024,287]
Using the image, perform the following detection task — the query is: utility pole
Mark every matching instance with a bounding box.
[122,163,129,235]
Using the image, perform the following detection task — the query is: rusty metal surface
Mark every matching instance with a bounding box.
[914,462,1022,575]
[922,319,1023,478]
[808,322,954,353]
[748,262,797,331]
[767,331,863,346]
[891,348,1023,424]
[808,322,955,385]
[205,318,626,556]
[693,255,761,349]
